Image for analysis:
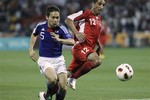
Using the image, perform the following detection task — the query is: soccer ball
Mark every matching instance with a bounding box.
[116,63,134,81]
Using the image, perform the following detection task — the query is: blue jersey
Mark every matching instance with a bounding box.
[33,21,72,57]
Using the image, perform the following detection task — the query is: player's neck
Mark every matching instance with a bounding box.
[90,9,99,16]
[48,24,52,28]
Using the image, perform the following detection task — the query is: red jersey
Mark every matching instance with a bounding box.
[67,9,102,49]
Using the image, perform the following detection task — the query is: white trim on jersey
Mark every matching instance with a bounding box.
[60,25,69,34]
[78,19,85,33]
[35,21,46,29]
[67,10,83,20]
[67,10,86,33]
[32,21,47,33]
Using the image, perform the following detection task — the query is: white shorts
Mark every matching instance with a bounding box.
[37,55,67,75]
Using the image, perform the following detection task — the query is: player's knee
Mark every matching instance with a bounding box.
[47,77,57,86]
[58,78,67,91]
[88,53,101,66]
[59,83,67,92]
[94,58,101,67]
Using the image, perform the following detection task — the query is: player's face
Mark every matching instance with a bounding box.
[46,11,60,28]
[92,0,105,15]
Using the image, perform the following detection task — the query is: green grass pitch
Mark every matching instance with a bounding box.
[0,47,150,100]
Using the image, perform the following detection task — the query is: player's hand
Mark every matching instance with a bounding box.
[75,32,85,43]
[51,32,60,41]
[29,50,38,62]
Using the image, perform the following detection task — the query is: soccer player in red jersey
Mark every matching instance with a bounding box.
[65,0,106,90]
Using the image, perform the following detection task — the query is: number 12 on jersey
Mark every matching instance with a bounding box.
[89,18,96,25]
[81,47,89,54]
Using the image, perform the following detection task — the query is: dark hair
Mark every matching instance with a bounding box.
[92,0,98,3]
[46,5,60,17]
[87,0,98,3]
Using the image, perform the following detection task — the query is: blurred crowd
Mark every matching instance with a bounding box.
[0,0,150,37]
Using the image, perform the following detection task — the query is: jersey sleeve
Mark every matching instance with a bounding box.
[59,25,73,39]
[67,10,90,21]
[32,22,42,36]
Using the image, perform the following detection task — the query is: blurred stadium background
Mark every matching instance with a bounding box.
[0,0,150,49]
[0,0,150,100]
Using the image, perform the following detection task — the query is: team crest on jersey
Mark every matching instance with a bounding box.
[41,28,45,31]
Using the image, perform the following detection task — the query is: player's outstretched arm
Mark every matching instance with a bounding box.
[29,33,38,62]
[65,18,85,43]
[51,32,75,45]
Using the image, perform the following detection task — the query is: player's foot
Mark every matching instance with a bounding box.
[38,91,52,100]
[39,92,46,100]
[67,78,76,90]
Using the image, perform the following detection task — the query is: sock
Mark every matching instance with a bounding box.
[45,83,59,99]
[55,90,66,100]
[71,61,96,79]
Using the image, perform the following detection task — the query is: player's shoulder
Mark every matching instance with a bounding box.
[81,9,92,18]
[76,9,90,14]
[84,9,90,13]
[36,21,47,27]
[33,21,47,31]
[59,24,69,33]
[83,9,91,14]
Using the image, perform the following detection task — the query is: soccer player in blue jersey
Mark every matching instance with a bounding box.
[29,6,74,100]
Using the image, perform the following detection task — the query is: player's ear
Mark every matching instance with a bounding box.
[46,16,48,20]
[91,2,95,7]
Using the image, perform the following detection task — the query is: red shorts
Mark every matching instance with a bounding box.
[68,43,95,73]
